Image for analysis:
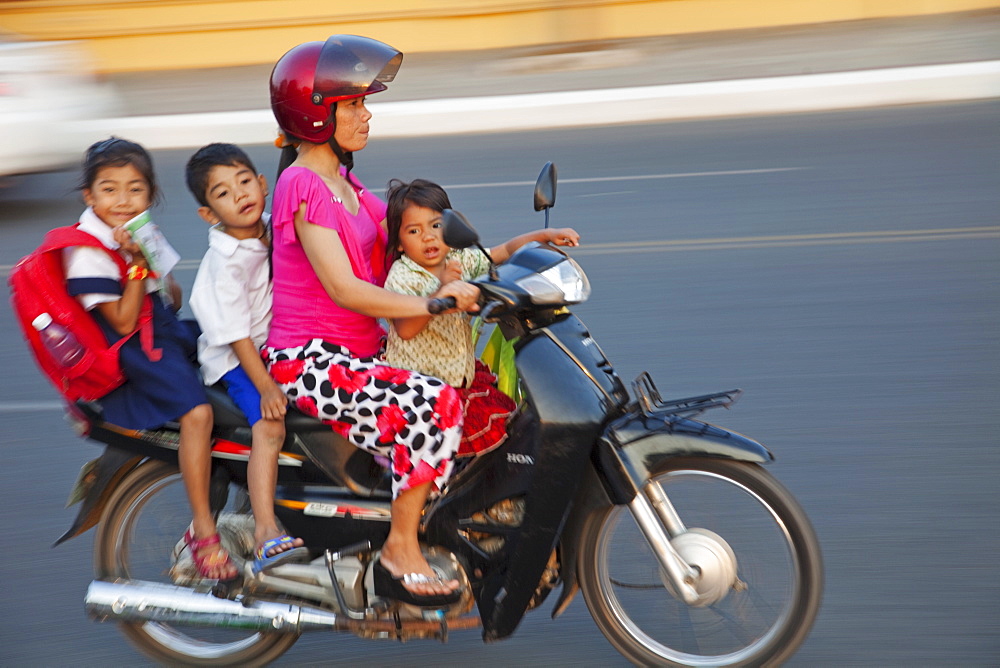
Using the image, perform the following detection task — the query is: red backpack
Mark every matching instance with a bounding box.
[8,225,157,402]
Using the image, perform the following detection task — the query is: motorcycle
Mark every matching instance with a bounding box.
[64,163,822,666]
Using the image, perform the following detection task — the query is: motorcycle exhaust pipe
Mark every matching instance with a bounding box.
[85,579,344,633]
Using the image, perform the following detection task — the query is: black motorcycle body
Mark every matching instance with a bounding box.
[66,165,822,666]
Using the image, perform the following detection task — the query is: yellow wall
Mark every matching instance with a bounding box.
[1,0,997,73]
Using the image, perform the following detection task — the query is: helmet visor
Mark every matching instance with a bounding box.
[314,35,403,102]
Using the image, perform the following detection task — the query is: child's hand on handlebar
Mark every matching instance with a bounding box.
[543,227,580,247]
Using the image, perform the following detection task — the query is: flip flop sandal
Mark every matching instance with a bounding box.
[251,534,310,575]
[183,528,238,582]
[372,559,462,607]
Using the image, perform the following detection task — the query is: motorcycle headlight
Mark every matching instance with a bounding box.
[515,256,591,305]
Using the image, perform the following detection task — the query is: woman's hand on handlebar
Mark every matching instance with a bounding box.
[431,280,480,314]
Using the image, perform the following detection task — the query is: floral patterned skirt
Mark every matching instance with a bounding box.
[263,339,462,498]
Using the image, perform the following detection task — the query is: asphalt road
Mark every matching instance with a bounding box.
[1,100,998,666]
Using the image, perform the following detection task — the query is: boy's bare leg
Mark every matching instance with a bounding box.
[249,418,303,554]
[179,403,237,579]
[379,481,460,597]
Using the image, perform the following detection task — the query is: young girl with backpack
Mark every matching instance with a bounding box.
[62,137,237,581]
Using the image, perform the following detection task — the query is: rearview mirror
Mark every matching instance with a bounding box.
[533,162,557,212]
[441,209,480,249]
[441,208,497,279]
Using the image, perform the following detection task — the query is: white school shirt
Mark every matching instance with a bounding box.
[63,207,157,310]
[189,221,272,385]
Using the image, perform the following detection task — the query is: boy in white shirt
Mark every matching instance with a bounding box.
[187,143,306,573]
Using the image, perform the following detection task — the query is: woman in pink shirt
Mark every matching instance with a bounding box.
[264,35,479,606]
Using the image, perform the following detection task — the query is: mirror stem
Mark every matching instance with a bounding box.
[477,243,499,280]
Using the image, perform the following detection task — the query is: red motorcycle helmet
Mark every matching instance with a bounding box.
[270,35,403,144]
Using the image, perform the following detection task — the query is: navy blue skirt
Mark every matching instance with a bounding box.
[94,295,208,430]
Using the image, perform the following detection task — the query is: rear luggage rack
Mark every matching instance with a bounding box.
[632,371,742,418]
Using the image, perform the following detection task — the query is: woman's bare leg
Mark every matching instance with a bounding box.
[378,481,459,597]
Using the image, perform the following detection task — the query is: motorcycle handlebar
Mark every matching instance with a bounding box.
[479,300,504,321]
[428,294,507,319]
[427,297,457,314]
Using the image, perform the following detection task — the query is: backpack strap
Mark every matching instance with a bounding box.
[41,225,161,361]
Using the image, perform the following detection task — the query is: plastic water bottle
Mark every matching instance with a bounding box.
[32,313,85,367]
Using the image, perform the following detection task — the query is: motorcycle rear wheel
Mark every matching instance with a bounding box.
[94,459,299,666]
[579,458,822,667]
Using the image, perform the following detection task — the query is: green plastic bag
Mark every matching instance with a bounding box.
[478,324,521,404]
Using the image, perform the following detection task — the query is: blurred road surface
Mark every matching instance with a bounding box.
[1,99,998,665]
[1,9,998,666]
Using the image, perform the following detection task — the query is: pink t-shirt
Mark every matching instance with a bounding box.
[267,166,388,357]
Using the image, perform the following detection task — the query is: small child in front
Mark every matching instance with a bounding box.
[187,143,306,573]
[383,178,580,455]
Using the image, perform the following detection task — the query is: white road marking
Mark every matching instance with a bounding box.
[572,227,1000,255]
[440,167,805,190]
[0,401,69,412]
[75,60,1000,148]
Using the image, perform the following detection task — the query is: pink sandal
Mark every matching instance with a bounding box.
[183,528,238,581]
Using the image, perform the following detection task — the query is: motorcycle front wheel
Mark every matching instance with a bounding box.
[93,459,299,666]
[579,458,822,667]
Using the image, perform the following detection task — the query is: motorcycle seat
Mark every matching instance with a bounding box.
[205,385,390,495]
[206,385,330,432]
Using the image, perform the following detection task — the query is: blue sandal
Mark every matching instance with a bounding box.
[251,534,309,575]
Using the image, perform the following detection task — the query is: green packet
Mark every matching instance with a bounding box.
[122,210,156,266]
[122,210,181,302]
[122,210,180,278]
